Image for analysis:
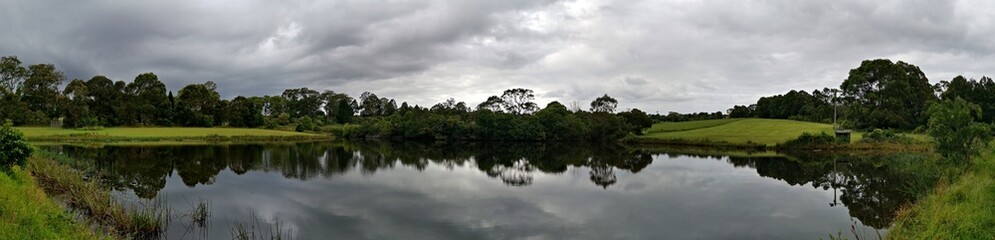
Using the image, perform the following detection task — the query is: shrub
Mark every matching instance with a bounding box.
[860,128,916,144]
[927,98,993,162]
[0,120,32,169]
[781,132,836,149]
[296,117,315,132]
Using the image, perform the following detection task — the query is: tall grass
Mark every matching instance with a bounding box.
[887,148,995,239]
[27,154,170,239]
[0,167,100,240]
[183,198,210,228]
[229,215,296,240]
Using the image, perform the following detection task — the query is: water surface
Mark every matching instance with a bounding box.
[48,142,931,239]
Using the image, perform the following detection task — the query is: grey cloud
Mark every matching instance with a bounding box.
[3,0,995,112]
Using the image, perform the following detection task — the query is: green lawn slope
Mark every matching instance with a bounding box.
[644,118,741,134]
[640,118,836,146]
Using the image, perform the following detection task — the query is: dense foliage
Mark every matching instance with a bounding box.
[779,132,837,149]
[0,55,654,142]
[0,120,32,169]
[841,59,937,130]
[860,129,917,144]
[926,98,993,163]
[724,59,995,133]
[344,100,648,141]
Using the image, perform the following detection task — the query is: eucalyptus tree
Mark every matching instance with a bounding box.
[589,94,618,113]
[0,56,26,95]
[85,76,120,125]
[177,81,221,126]
[500,88,538,114]
[128,72,169,125]
[477,96,504,112]
[21,64,65,119]
[282,88,323,119]
[321,90,352,123]
[62,79,93,127]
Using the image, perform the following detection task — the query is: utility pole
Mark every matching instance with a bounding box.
[832,90,838,129]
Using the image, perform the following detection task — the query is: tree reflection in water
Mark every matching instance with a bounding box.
[46,142,934,229]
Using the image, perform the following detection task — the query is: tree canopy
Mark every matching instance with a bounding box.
[590,94,618,113]
[840,59,936,130]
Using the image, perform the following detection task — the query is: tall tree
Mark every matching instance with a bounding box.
[335,99,354,124]
[225,96,264,127]
[590,94,618,113]
[127,72,169,125]
[500,88,538,114]
[261,95,288,117]
[841,59,936,129]
[432,98,470,115]
[21,64,65,119]
[477,96,504,112]
[618,108,653,135]
[282,88,323,119]
[0,56,27,95]
[358,92,390,117]
[321,91,352,123]
[937,76,995,123]
[62,79,93,127]
[176,82,221,127]
[85,76,120,126]
[727,105,755,118]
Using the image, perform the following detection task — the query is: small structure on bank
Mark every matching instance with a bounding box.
[835,129,852,143]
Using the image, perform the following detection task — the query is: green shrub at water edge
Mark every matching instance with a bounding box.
[0,120,32,169]
[780,132,836,149]
[296,116,315,132]
[861,128,917,144]
[927,98,993,163]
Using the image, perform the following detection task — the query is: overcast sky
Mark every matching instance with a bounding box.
[2,0,994,113]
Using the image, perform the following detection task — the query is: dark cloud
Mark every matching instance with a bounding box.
[2,0,993,112]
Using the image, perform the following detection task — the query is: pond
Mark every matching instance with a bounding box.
[45,142,934,239]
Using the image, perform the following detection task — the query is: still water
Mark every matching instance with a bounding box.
[47,142,931,239]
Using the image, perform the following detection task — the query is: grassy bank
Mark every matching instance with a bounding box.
[0,167,100,240]
[27,152,168,239]
[0,150,170,239]
[640,118,836,146]
[888,148,995,239]
[635,118,929,150]
[17,127,331,143]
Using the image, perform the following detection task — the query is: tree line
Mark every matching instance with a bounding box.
[0,55,653,141]
[344,90,653,141]
[726,59,995,131]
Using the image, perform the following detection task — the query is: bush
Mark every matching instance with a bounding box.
[264,118,278,129]
[0,120,32,169]
[860,128,916,144]
[295,117,315,132]
[781,132,836,149]
[927,98,993,162]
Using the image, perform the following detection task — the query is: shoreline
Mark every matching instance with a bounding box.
[625,136,933,153]
[17,127,333,143]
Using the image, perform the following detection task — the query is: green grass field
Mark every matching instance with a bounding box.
[17,127,315,137]
[16,127,329,142]
[644,118,741,134]
[641,118,836,146]
[0,167,98,240]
